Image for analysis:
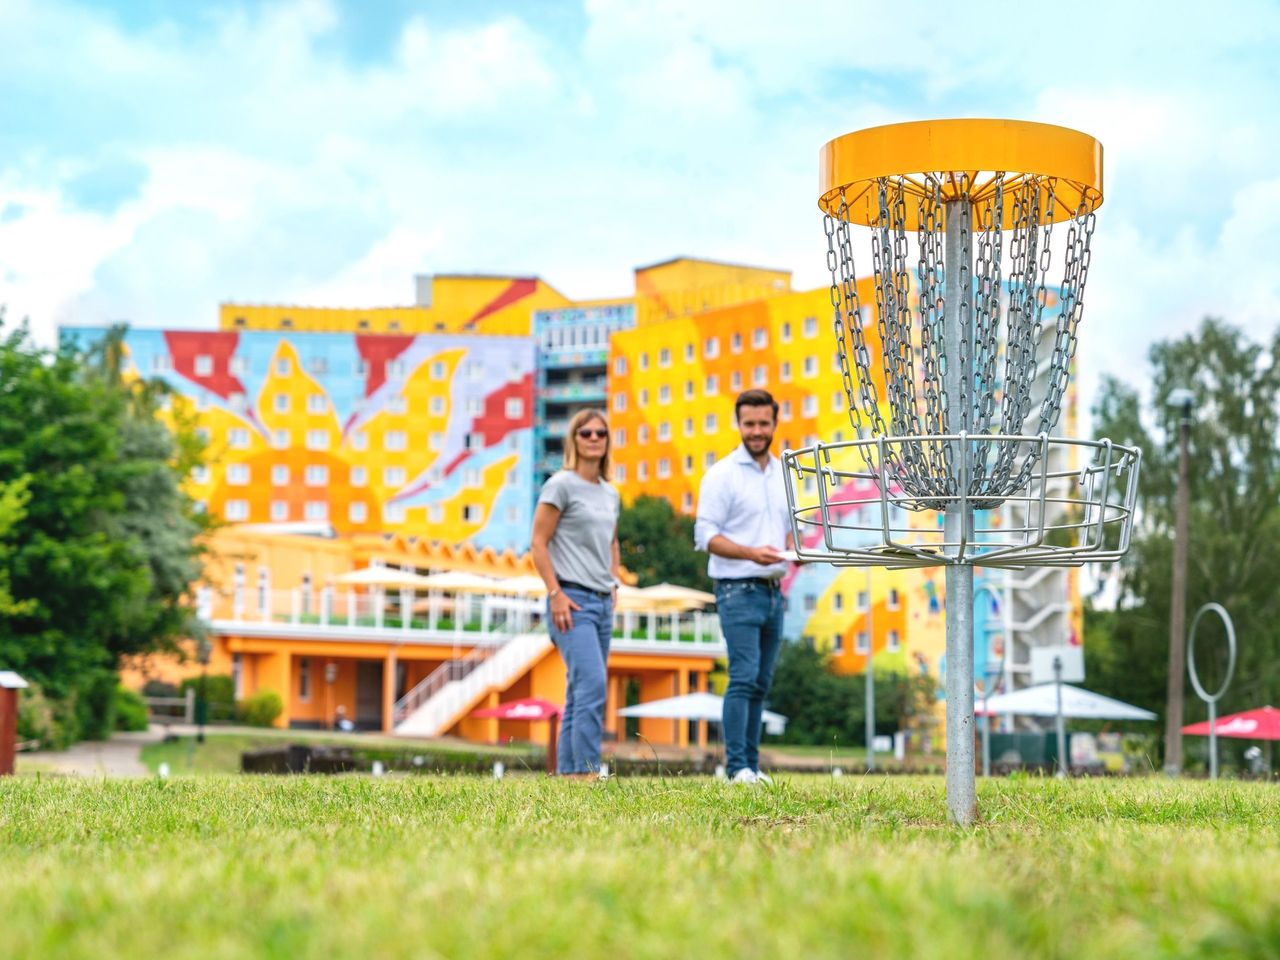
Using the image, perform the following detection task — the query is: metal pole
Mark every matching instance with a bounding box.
[865,566,875,772]
[1054,655,1067,778]
[982,683,991,778]
[1164,408,1191,774]
[1208,701,1218,780]
[943,198,976,825]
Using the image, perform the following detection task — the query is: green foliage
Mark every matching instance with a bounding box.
[114,686,150,732]
[16,681,78,750]
[179,674,235,710]
[0,476,35,618]
[767,642,935,745]
[617,495,711,590]
[236,690,284,727]
[0,318,208,741]
[1089,318,1280,728]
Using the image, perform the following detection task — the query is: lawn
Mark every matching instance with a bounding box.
[2,776,1279,959]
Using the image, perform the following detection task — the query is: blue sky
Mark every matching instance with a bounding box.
[2,0,1278,407]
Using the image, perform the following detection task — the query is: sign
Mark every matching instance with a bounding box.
[1031,645,1084,685]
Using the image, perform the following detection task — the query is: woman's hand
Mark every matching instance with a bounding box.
[550,590,582,633]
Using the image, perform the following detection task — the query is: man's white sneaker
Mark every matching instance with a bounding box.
[730,768,759,785]
[754,770,774,785]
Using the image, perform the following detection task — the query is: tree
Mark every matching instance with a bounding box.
[0,476,34,617]
[1087,318,1280,732]
[617,494,712,591]
[0,319,207,740]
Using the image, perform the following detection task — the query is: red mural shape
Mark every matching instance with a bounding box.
[355,334,417,398]
[466,278,537,328]
[164,332,246,402]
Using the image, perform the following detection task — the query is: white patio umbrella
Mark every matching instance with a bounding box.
[329,567,437,589]
[415,571,502,593]
[619,691,788,735]
[486,575,549,595]
[638,583,716,608]
[977,683,1156,721]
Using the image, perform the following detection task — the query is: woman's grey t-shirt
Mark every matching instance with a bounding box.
[538,471,620,592]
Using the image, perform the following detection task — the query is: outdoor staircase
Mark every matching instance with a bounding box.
[393,631,553,737]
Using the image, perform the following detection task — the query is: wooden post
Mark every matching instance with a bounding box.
[0,688,16,776]
[547,714,559,776]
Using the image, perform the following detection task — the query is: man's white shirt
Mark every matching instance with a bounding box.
[694,443,791,581]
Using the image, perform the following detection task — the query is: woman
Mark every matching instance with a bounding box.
[531,408,621,780]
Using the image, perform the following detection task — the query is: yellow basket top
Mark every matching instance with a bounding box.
[819,118,1103,228]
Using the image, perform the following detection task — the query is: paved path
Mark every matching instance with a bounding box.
[23,729,164,777]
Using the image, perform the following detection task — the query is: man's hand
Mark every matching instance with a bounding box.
[748,545,785,566]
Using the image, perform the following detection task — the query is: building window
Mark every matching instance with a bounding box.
[466,359,484,380]
[270,500,288,521]
[888,588,900,610]
[781,321,792,342]
[684,380,694,400]
[804,594,817,612]
[387,360,405,378]
[704,413,717,433]
[857,590,869,611]
[887,630,901,652]
[226,464,250,486]
[804,316,818,338]
[429,432,443,451]
[639,352,649,371]
[305,430,329,450]
[465,398,484,416]
[429,505,444,523]
[805,355,818,377]
[614,393,627,412]
[349,501,367,523]
[832,633,844,655]
[781,400,792,421]
[225,499,249,521]
[305,465,329,486]
[298,657,312,701]
[731,371,742,391]
[430,361,447,380]
[465,432,484,450]
[683,418,693,437]
[704,336,719,359]
[731,332,742,354]
[780,361,791,383]
[615,464,626,483]
[385,430,407,451]
[614,428,626,448]
[276,358,291,376]
[194,355,213,377]
[803,396,818,417]
[753,328,768,349]
[151,354,171,373]
[464,469,481,488]
[462,504,484,523]
[307,393,327,414]
[350,466,367,487]
[657,458,671,479]
[383,467,406,487]
[682,491,693,512]
[429,397,445,416]
[659,385,670,405]
[659,347,671,367]
[684,343,694,362]
[658,422,671,441]
[347,432,367,454]
[639,389,649,406]
[384,503,406,523]
[638,425,649,444]
[833,592,844,611]
[856,632,869,654]
[705,451,716,468]
[304,501,328,521]
[832,391,845,413]
[308,357,328,375]
[614,356,627,376]
[257,567,269,612]
[506,398,524,419]
[192,465,210,485]
[228,428,251,450]
[753,364,768,387]
[274,393,289,413]
[637,461,649,481]
[386,396,407,415]
[705,375,718,395]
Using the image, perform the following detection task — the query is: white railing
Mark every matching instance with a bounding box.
[393,642,497,725]
[612,609,723,647]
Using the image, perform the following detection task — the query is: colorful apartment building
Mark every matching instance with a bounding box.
[63,257,1080,745]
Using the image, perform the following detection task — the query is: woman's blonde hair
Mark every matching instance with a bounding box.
[562,408,610,480]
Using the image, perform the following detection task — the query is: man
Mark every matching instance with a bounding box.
[694,388,793,785]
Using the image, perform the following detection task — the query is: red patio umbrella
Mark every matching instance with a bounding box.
[471,698,563,774]
[1182,706,1280,739]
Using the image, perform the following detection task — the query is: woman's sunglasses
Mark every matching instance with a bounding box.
[577,428,608,439]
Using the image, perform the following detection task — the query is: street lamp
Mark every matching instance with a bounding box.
[1164,387,1195,775]
[195,635,211,745]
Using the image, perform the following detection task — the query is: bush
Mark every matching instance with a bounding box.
[141,679,179,698]
[74,670,119,741]
[114,686,150,732]
[236,689,283,727]
[180,674,235,709]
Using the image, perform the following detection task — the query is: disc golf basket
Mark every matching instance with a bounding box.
[782,119,1141,824]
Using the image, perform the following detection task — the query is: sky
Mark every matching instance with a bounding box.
[2,0,1279,412]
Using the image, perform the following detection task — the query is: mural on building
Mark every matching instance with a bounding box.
[60,328,538,552]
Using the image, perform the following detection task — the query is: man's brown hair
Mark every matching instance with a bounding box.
[734,388,778,421]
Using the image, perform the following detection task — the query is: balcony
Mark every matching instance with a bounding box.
[540,348,608,369]
[539,379,608,402]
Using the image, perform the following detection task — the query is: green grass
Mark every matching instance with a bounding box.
[3,776,1280,959]
[140,732,534,776]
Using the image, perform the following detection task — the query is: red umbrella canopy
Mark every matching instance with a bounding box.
[471,697,562,721]
[1182,706,1280,740]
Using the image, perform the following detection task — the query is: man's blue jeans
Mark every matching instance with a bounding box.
[548,585,612,774]
[715,578,784,777]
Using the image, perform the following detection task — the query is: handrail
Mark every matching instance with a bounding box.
[392,642,498,725]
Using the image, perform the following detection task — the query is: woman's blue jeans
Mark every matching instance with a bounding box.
[715,579,784,777]
[548,585,612,774]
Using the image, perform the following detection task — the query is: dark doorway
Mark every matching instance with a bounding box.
[355,661,384,730]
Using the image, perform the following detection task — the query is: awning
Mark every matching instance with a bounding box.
[1182,706,1280,740]
[977,683,1156,721]
[619,691,787,734]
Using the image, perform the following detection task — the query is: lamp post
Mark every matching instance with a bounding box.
[864,567,875,772]
[1164,387,1194,775]
[195,635,211,745]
